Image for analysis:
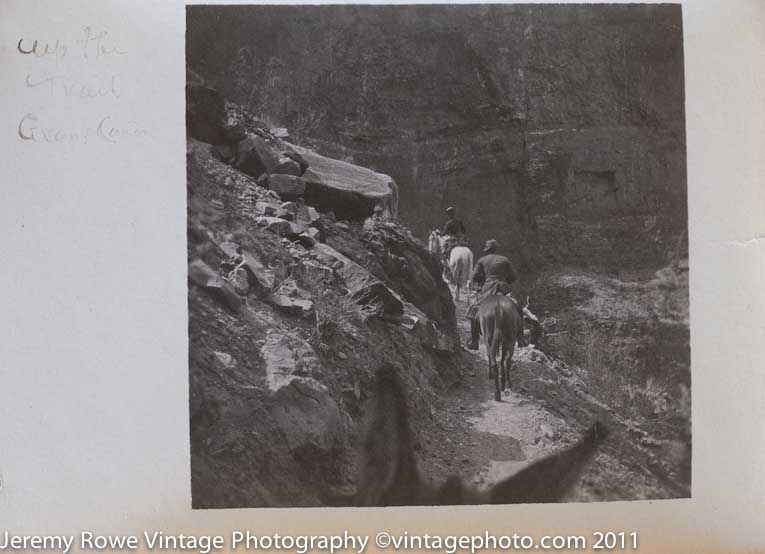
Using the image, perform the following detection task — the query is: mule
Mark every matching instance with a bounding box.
[478,295,524,401]
[427,229,442,256]
[448,246,473,302]
[428,230,473,302]
[356,364,608,506]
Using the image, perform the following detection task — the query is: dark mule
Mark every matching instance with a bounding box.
[355,365,608,506]
[478,295,523,401]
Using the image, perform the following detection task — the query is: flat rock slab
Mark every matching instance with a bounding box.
[287,143,398,220]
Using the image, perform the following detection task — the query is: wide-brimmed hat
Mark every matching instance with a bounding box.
[483,239,498,253]
[445,206,456,214]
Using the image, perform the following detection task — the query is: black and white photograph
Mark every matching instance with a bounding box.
[185,4,690,508]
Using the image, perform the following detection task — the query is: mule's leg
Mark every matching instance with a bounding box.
[500,342,508,392]
[494,365,502,402]
[481,319,494,381]
[505,342,515,391]
[491,333,502,402]
[486,340,494,381]
[503,356,510,392]
[452,259,462,302]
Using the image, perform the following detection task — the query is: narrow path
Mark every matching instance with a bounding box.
[418,287,592,500]
[437,347,599,500]
[417,284,670,502]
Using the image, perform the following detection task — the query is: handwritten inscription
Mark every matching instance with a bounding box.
[17,27,127,63]
[18,113,149,145]
[15,26,148,145]
[25,74,121,100]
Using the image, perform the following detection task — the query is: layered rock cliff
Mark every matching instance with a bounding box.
[187,4,687,275]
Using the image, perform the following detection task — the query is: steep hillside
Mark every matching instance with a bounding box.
[187,140,463,506]
[185,78,482,503]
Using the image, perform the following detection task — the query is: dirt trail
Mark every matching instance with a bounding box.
[416,285,682,502]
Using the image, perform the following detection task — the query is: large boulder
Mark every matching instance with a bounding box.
[270,378,345,457]
[232,134,281,179]
[287,144,398,221]
[259,331,345,457]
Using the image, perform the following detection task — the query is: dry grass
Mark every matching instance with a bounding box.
[567,327,686,424]
[293,263,368,347]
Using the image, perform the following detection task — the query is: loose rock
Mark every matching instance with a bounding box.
[255,201,277,216]
[269,294,315,317]
[267,174,307,198]
[256,217,292,236]
[233,133,281,179]
[229,267,250,295]
[275,157,302,176]
[270,127,290,140]
[188,259,242,313]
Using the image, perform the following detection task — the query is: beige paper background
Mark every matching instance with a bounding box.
[0,0,763,552]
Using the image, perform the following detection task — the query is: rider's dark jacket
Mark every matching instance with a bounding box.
[442,218,466,236]
[471,254,517,291]
[467,254,518,320]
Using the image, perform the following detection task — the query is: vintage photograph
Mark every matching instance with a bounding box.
[186,4,690,508]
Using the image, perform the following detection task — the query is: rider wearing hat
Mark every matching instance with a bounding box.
[442,207,466,237]
[440,207,468,263]
[465,239,525,350]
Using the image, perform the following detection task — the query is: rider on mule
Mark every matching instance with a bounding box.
[440,207,468,263]
[466,239,526,350]
[443,206,466,236]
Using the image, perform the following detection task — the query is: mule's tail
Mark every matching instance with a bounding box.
[489,331,502,370]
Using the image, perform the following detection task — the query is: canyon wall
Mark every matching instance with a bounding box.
[187,4,686,275]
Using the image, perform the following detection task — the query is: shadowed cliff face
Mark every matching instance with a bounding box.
[187,4,686,274]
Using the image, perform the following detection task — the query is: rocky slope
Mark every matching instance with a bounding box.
[186,89,466,506]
